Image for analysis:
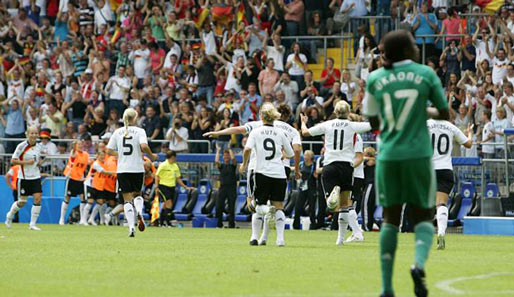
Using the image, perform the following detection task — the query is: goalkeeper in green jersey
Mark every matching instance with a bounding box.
[363,30,450,297]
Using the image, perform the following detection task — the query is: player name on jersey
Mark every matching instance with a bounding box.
[373,71,423,91]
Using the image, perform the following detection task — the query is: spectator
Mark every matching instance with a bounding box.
[214,108,234,149]
[149,42,165,75]
[167,117,189,153]
[84,105,106,136]
[340,70,356,104]
[41,101,64,137]
[412,3,438,58]
[340,0,369,33]
[264,33,285,72]
[39,128,58,170]
[130,40,151,87]
[440,40,461,84]
[2,99,25,153]
[195,52,216,105]
[486,42,508,85]
[306,11,326,62]
[144,5,166,46]
[282,0,305,36]
[105,65,130,116]
[62,121,77,139]
[285,42,307,91]
[273,72,299,109]
[81,133,95,155]
[258,58,280,96]
[191,107,213,153]
[142,105,163,152]
[320,57,341,96]
[460,35,477,72]
[439,7,462,44]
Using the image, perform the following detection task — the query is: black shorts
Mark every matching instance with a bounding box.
[352,177,365,201]
[253,173,287,205]
[321,161,354,196]
[143,182,155,198]
[117,173,144,194]
[157,184,176,202]
[66,179,84,197]
[18,179,42,197]
[103,190,117,201]
[436,169,454,195]
[86,186,101,200]
[285,166,291,179]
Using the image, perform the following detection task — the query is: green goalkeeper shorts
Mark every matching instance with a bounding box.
[376,157,436,209]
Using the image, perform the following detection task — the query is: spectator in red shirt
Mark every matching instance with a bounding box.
[320,57,341,96]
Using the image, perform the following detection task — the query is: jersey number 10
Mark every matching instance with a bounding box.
[431,133,450,155]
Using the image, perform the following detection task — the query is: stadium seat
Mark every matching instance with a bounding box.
[202,189,217,214]
[235,195,249,222]
[485,183,500,198]
[448,182,475,226]
[173,179,192,221]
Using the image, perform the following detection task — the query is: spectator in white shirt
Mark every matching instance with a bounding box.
[129,40,151,87]
[285,42,307,92]
[201,22,216,56]
[264,33,285,72]
[167,117,189,153]
[105,65,130,116]
[273,72,299,109]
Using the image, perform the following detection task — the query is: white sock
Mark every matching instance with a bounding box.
[338,210,349,240]
[79,202,86,222]
[89,204,99,223]
[7,201,21,219]
[30,204,41,226]
[437,205,449,236]
[60,201,69,222]
[255,205,269,216]
[133,196,144,217]
[259,217,270,242]
[124,202,136,230]
[112,204,124,216]
[348,209,362,235]
[82,203,92,223]
[251,213,263,241]
[275,210,286,243]
[99,204,107,224]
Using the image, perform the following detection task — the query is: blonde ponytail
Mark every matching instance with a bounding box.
[122,108,138,137]
[260,102,281,123]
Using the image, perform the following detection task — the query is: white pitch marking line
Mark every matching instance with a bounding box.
[435,272,514,295]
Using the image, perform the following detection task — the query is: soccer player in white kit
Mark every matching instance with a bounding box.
[301,101,371,245]
[427,119,472,249]
[106,108,158,237]
[345,133,365,243]
[240,103,294,246]
[5,126,45,230]
[203,103,302,245]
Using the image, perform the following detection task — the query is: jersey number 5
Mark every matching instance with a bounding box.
[123,136,133,156]
[383,89,419,131]
[263,138,276,160]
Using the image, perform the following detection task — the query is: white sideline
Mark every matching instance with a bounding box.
[435,272,514,295]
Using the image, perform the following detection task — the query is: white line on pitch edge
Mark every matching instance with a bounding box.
[435,272,514,295]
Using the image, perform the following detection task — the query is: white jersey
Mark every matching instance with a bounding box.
[353,134,364,179]
[427,119,468,170]
[244,120,301,169]
[482,121,495,154]
[12,140,43,180]
[308,119,371,165]
[245,124,294,179]
[107,126,148,173]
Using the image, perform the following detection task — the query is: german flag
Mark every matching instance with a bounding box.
[19,56,30,66]
[109,0,123,11]
[111,26,121,44]
[476,0,505,14]
[236,3,247,26]
[212,6,233,26]
[194,7,210,29]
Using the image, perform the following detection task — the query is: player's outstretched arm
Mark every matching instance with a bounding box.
[140,144,158,161]
[203,126,246,138]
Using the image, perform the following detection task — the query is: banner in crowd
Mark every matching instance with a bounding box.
[476,0,506,14]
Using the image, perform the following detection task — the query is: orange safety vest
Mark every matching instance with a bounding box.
[103,156,117,193]
[92,159,107,191]
[64,151,90,181]
[143,156,156,186]
[9,165,20,190]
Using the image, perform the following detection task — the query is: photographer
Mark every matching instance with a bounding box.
[166,117,189,153]
[440,40,461,86]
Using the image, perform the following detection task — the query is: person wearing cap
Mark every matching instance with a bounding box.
[80,68,96,101]
[39,128,58,172]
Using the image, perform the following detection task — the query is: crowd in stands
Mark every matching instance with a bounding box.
[0,0,512,163]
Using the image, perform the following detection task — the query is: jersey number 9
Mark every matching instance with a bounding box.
[263,138,276,160]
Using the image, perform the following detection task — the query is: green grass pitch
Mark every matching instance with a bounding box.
[1,224,513,297]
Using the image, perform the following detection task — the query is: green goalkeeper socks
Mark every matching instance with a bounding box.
[380,223,399,294]
[414,221,434,270]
